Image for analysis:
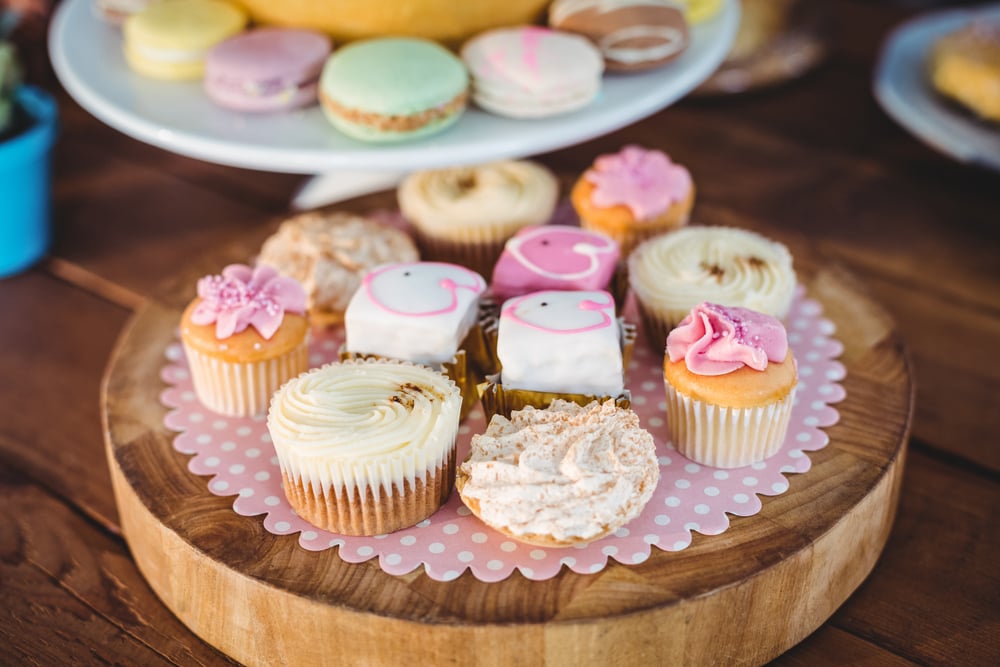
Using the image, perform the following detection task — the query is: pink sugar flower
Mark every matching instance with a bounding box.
[191,264,307,340]
[586,145,692,219]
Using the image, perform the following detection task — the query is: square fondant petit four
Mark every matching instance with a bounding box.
[498,289,623,396]
[344,261,486,365]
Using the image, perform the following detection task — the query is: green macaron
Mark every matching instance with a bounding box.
[319,37,469,143]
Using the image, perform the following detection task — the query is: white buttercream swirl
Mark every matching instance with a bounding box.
[267,359,461,501]
[628,226,796,326]
[460,400,659,543]
[398,160,558,236]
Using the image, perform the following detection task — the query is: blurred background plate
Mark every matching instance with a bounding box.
[874,4,1000,172]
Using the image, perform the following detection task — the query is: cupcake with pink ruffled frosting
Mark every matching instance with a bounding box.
[180,264,310,417]
[663,302,797,468]
[570,144,694,256]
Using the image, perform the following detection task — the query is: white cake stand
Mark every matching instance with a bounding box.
[49,0,739,208]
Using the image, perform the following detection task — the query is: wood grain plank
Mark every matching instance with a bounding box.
[48,138,275,300]
[0,463,234,666]
[773,625,918,666]
[830,448,1000,666]
[0,271,129,531]
[831,272,1000,472]
[55,89,302,212]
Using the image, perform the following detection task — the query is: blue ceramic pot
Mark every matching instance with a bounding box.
[0,85,57,278]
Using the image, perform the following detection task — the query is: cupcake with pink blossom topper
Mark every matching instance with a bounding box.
[179,263,310,417]
[570,144,694,256]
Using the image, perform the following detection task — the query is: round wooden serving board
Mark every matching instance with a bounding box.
[101,228,913,667]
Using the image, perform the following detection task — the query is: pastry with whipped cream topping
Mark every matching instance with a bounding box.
[663,303,797,468]
[268,359,462,535]
[456,399,659,547]
[258,211,419,327]
[398,160,559,277]
[571,145,694,256]
[180,264,309,416]
[548,0,690,72]
[628,225,796,351]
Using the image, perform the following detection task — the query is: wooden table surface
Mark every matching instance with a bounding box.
[2,1,998,664]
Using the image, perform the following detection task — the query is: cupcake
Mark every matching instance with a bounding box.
[398,160,559,278]
[663,303,797,468]
[481,289,635,420]
[456,399,660,547]
[628,225,796,352]
[267,359,462,535]
[490,225,620,301]
[342,261,488,418]
[257,211,419,327]
[570,144,694,256]
[180,264,309,417]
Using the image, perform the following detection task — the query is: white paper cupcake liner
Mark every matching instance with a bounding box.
[182,340,309,417]
[664,382,797,469]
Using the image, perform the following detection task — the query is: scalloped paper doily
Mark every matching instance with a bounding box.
[161,288,844,582]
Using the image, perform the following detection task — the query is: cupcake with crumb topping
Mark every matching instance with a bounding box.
[457,399,659,547]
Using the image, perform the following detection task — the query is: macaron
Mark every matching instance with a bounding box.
[461,26,604,118]
[123,0,248,81]
[205,28,332,113]
[548,0,690,71]
[319,37,469,143]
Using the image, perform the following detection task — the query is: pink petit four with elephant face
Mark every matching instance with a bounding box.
[490,225,620,300]
[498,289,623,396]
[344,261,487,364]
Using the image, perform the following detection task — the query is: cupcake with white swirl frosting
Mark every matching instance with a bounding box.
[398,160,559,277]
[628,226,796,352]
[267,358,462,535]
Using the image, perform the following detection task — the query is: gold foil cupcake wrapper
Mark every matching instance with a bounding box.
[478,376,631,423]
[664,383,796,469]
[182,337,309,417]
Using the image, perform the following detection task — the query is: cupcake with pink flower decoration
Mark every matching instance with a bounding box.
[180,264,309,417]
[570,144,694,256]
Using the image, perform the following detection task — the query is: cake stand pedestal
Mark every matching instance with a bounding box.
[101,230,912,667]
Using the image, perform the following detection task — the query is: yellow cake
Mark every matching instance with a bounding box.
[232,0,550,45]
[929,19,1000,123]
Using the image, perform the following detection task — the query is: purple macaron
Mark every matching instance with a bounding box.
[205,28,332,113]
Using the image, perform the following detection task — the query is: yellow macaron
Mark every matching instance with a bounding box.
[124,0,248,80]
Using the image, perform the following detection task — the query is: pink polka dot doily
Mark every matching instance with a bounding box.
[161,287,845,582]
